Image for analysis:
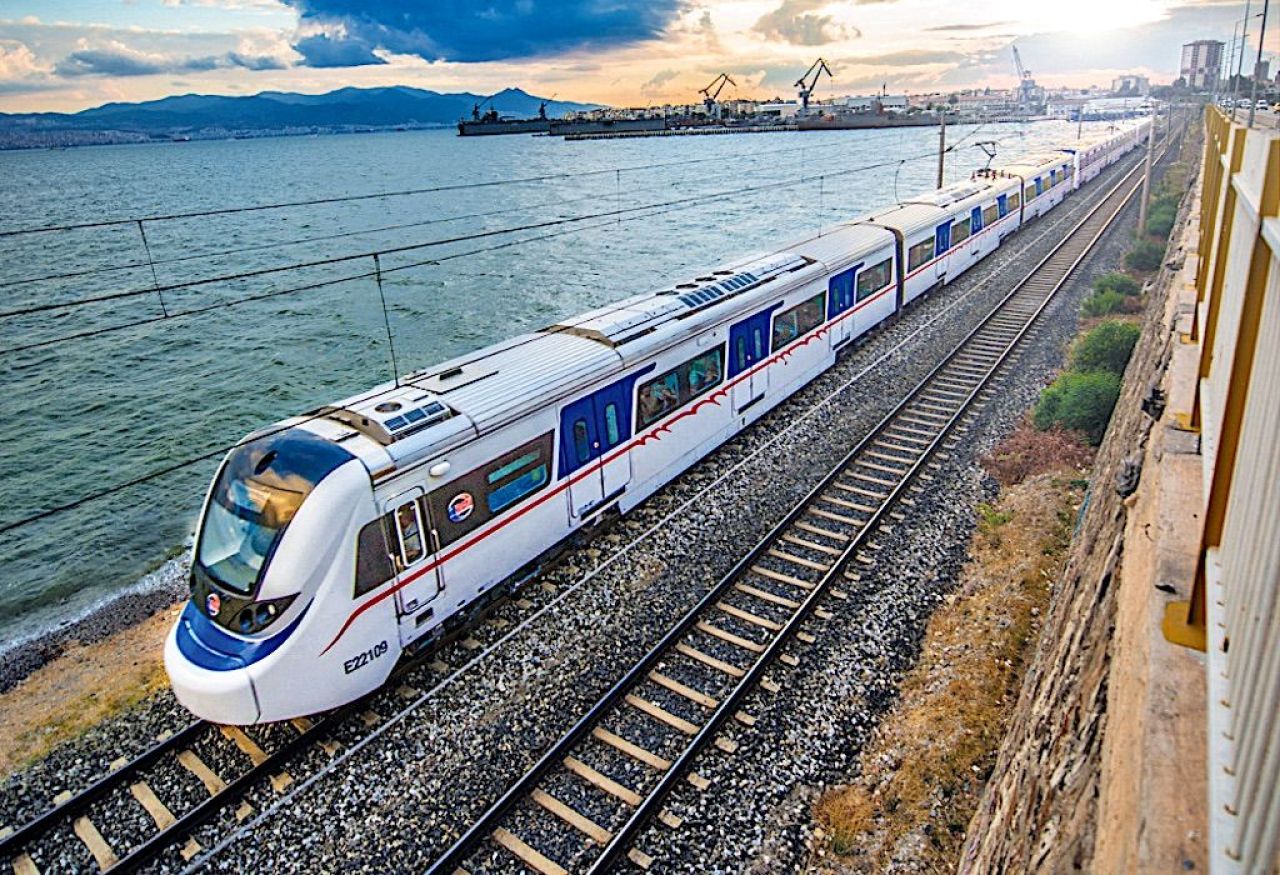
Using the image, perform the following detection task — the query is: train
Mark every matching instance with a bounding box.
[166,120,1152,724]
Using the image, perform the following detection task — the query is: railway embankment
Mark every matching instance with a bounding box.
[956,130,1209,870]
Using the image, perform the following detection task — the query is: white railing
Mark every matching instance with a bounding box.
[1179,106,1280,873]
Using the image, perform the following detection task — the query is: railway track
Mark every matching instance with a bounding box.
[424,154,1157,875]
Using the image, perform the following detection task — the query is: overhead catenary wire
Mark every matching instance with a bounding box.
[0,144,952,535]
[0,202,709,537]
[0,187,610,292]
[0,149,938,338]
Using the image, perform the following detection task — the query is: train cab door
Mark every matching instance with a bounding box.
[560,387,633,520]
[729,308,774,413]
[933,221,951,284]
[383,487,443,643]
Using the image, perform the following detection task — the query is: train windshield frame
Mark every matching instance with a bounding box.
[196,429,352,595]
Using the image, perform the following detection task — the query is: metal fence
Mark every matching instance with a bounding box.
[1173,105,1280,873]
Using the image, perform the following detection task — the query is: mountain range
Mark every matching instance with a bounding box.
[0,86,602,148]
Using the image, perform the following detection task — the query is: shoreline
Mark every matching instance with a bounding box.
[0,556,188,694]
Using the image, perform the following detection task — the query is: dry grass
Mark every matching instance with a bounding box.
[811,451,1089,873]
[0,606,177,779]
[981,420,1093,487]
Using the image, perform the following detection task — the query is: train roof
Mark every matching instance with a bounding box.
[291,222,897,480]
[858,202,947,236]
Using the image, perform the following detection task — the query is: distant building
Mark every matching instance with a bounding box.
[1111,75,1150,96]
[757,101,799,119]
[1181,40,1224,91]
[1255,59,1270,82]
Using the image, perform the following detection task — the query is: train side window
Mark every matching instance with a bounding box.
[394,501,424,565]
[855,259,892,302]
[907,237,934,272]
[637,346,725,428]
[427,432,555,550]
[637,371,681,427]
[355,517,394,596]
[486,440,550,514]
[1009,191,1021,211]
[604,403,621,447]
[1024,184,1036,201]
[681,347,723,401]
[951,218,972,245]
[572,419,591,464]
[982,204,998,226]
[771,293,825,351]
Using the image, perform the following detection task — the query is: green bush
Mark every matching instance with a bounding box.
[1125,239,1165,272]
[1070,320,1140,375]
[1146,203,1177,239]
[1093,271,1141,297]
[1033,370,1123,445]
[1082,289,1125,317]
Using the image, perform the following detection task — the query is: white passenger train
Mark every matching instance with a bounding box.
[167,121,1151,723]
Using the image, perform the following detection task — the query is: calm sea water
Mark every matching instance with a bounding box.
[0,120,1116,645]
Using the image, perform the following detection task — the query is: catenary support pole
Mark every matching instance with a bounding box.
[1138,102,1156,234]
[1248,0,1270,128]
[936,112,946,189]
[1235,0,1253,121]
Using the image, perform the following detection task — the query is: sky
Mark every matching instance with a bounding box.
[0,0,1275,113]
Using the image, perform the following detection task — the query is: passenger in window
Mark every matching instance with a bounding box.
[639,390,662,424]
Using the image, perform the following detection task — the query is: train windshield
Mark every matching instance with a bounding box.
[196,429,352,595]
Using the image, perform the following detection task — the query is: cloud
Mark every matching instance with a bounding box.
[292,32,385,67]
[925,22,1014,32]
[54,40,292,76]
[844,49,968,66]
[754,0,858,47]
[641,67,679,94]
[280,0,683,66]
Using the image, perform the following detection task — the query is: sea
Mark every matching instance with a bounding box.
[0,119,1121,650]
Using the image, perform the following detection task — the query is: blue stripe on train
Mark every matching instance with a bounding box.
[175,599,308,671]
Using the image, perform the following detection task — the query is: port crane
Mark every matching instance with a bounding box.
[1011,46,1039,113]
[699,73,737,119]
[471,92,499,123]
[795,57,833,115]
[538,93,557,120]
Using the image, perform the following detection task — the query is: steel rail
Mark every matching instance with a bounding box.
[424,147,1159,875]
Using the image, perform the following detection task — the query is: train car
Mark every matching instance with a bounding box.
[167,121,1148,724]
[995,152,1075,223]
[1069,135,1108,186]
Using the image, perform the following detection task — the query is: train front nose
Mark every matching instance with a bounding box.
[164,602,262,724]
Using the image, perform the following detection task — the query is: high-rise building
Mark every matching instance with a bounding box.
[1255,59,1270,83]
[1181,40,1225,90]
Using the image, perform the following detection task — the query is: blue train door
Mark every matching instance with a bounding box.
[559,384,633,519]
[729,308,773,413]
[934,221,951,284]
[970,206,983,255]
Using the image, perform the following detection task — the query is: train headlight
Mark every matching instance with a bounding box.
[236,594,296,635]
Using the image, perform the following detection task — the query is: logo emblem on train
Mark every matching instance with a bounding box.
[163,120,1152,725]
[447,492,474,523]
